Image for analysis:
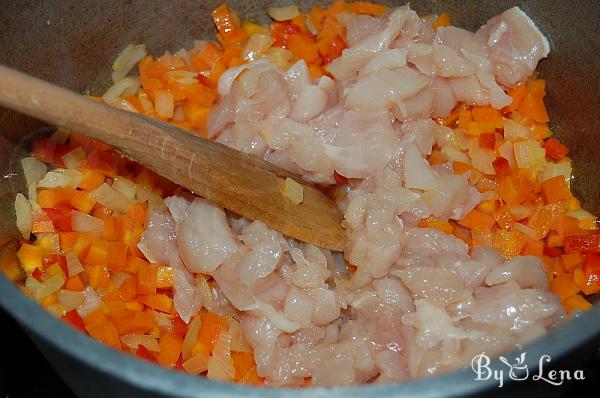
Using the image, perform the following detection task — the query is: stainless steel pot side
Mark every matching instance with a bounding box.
[1,1,599,397]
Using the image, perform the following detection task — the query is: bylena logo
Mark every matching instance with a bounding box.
[471,352,585,388]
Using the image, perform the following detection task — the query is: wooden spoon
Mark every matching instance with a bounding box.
[0,64,346,251]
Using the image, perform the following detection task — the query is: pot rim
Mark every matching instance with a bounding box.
[1,273,598,397]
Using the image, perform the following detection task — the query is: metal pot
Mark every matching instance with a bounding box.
[1,1,599,397]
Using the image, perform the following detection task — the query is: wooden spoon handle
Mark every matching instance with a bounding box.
[0,64,346,251]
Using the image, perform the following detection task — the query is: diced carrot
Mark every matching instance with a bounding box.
[126,202,148,225]
[497,177,523,205]
[113,311,155,335]
[232,351,257,381]
[288,34,320,64]
[194,312,229,356]
[17,243,44,273]
[459,209,496,233]
[139,294,173,313]
[37,188,72,209]
[137,263,157,295]
[503,84,528,113]
[493,227,527,259]
[118,276,138,301]
[64,274,85,291]
[541,176,571,203]
[418,218,453,234]
[452,161,472,175]
[519,88,549,123]
[523,238,544,256]
[78,169,106,190]
[70,190,97,213]
[85,239,109,266]
[472,106,503,131]
[562,295,592,312]
[87,264,111,290]
[183,103,211,128]
[157,332,183,367]
[86,318,121,349]
[347,2,387,16]
[172,316,188,339]
[561,252,583,271]
[106,241,128,272]
[123,255,145,274]
[549,274,579,300]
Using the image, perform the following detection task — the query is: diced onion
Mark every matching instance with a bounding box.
[111,272,131,289]
[155,90,175,118]
[15,193,32,240]
[152,311,175,332]
[38,168,83,189]
[71,212,104,235]
[182,315,202,361]
[468,140,496,174]
[196,274,214,311]
[281,177,304,205]
[510,205,534,220]
[268,5,300,21]
[21,157,47,189]
[112,177,138,200]
[26,273,65,301]
[542,159,572,186]
[243,34,273,62]
[164,70,198,85]
[207,331,234,381]
[264,47,293,70]
[47,303,66,317]
[503,119,530,142]
[90,183,136,213]
[513,140,546,171]
[513,222,538,239]
[305,15,318,36]
[138,91,155,114]
[120,334,160,352]
[66,252,84,276]
[61,147,87,169]
[57,289,85,312]
[183,352,209,374]
[36,233,61,254]
[228,317,252,353]
[77,287,102,318]
[102,77,141,106]
[111,44,147,83]
[441,145,470,163]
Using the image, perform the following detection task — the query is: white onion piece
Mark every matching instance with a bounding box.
[57,289,85,312]
[38,168,83,189]
[26,273,65,301]
[207,331,234,381]
[21,157,47,189]
[268,5,300,21]
[228,317,252,353]
[120,334,160,352]
[183,352,209,374]
[77,287,102,318]
[155,90,175,118]
[61,147,87,169]
[66,252,84,277]
[71,212,104,235]
[111,44,147,83]
[15,193,32,240]
[196,274,214,312]
[90,183,136,213]
[112,177,138,200]
[103,77,140,105]
[50,128,70,144]
[182,315,202,361]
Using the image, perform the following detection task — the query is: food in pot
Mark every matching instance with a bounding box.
[6,0,598,387]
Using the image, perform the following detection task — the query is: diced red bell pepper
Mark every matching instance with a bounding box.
[565,233,600,254]
[43,208,73,232]
[136,345,157,363]
[544,138,569,161]
[543,246,563,257]
[63,310,86,332]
